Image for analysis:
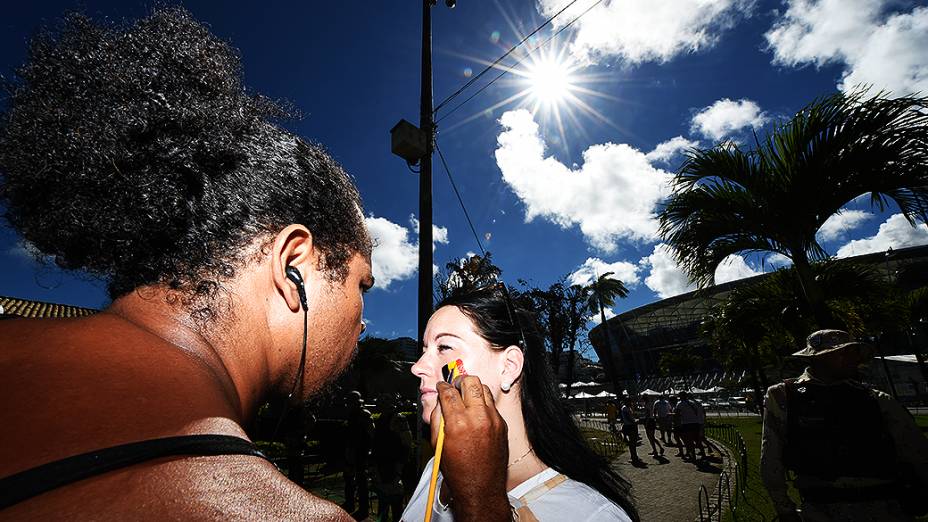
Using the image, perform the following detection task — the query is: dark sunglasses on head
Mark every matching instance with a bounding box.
[472,281,529,351]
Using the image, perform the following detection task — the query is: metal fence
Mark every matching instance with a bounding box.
[697,423,749,522]
[577,418,624,459]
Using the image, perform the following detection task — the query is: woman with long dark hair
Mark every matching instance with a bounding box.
[403,285,638,521]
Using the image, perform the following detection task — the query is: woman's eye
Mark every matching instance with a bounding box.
[437,344,453,352]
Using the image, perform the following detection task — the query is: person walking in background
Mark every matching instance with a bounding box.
[642,407,664,458]
[606,400,619,435]
[620,397,643,465]
[652,395,672,444]
[694,398,714,459]
[343,391,373,520]
[674,392,701,462]
[761,330,928,522]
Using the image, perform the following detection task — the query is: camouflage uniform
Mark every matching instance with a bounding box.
[761,368,928,521]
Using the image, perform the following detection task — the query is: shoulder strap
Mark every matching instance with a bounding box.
[0,434,267,510]
[511,472,568,521]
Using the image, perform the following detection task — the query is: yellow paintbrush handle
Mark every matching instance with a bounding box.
[424,417,446,522]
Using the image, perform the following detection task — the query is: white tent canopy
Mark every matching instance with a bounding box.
[571,392,597,399]
[595,391,616,398]
[639,389,662,396]
[881,354,919,363]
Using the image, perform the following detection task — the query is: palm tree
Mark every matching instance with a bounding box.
[585,272,630,391]
[659,89,928,327]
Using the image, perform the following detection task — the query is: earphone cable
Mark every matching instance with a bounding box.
[273,307,308,440]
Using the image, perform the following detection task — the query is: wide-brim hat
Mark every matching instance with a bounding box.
[791,329,872,358]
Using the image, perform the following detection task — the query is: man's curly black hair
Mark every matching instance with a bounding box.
[0,7,371,317]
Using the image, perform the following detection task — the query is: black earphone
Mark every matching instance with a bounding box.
[274,265,310,439]
[285,266,307,311]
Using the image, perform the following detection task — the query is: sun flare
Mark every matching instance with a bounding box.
[526,57,574,106]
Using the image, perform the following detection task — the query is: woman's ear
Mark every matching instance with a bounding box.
[500,344,525,391]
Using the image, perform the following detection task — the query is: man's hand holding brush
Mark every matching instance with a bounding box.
[429,375,511,522]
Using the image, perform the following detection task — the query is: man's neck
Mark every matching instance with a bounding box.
[106,289,271,422]
[805,366,857,384]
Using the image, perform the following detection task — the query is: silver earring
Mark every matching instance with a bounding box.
[501,381,511,392]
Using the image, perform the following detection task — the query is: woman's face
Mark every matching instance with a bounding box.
[411,305,504,424]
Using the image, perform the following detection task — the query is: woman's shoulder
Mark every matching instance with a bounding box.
[530,474,633,522]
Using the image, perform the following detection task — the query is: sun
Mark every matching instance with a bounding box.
[437,23,627,149]
[525,56,575,106]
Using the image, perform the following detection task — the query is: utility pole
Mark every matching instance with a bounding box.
[391,0,456,347]
[418,0,434,347]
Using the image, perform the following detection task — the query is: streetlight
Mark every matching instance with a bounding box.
[390,0,458,356]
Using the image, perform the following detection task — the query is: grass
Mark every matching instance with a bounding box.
[713,415,928,522]
[580,427,627,459]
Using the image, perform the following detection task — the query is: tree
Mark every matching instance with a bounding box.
[585,272,630,391]
[658,349,701,377]
[522,278,590,396]
[659,89,928,327]
[434,252,501,301]
[701,261,900,407]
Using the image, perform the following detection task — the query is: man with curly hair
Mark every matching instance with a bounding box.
[0,8,511,520]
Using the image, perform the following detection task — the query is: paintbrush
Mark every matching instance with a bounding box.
[424,359,465,522]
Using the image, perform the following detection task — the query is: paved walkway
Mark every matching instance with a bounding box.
[613,434,726,521]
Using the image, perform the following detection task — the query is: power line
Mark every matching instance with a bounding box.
[435,0,604,125]
[433,0,583,114]
[435,140,487,257]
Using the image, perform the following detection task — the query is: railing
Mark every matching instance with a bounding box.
[577,418,623,459]
[697,423,748,522]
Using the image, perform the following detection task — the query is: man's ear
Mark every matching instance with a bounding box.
[500,344,525,388]
[270,224,315,313]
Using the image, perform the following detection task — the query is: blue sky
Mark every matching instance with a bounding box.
[2,0,928,342]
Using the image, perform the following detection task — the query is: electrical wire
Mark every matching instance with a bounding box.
[435,0,604,125]
[435,140,487,257]
[433,0,583,114]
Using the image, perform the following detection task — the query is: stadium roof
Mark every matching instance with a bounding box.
[591,244,928,352]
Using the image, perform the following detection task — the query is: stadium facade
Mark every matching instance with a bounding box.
[589,244,928,380]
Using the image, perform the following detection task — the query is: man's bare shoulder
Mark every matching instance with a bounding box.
[2,455,353,521]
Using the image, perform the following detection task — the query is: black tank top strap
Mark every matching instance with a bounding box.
[0,434,268,510]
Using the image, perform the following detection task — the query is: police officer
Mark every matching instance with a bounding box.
[761,330,928,521]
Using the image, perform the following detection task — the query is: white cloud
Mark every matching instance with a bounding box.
[766,0,928,95]
[639,244,696,298]
[366,216,418,289]
[366,215,449,289]
[495,109,673,252]
[568,257,640,288]
[639,244,761,298]
[408,215,450,252]
[536,0,753,65]
[645,136,700,164]
[764,252,793,268]
[691,98,769,140]
[589,307,617,325]
[816,210,873,242]
[715,254,761,284]
[836,213,928,257]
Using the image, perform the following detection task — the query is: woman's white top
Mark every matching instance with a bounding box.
[400,457,632,521]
